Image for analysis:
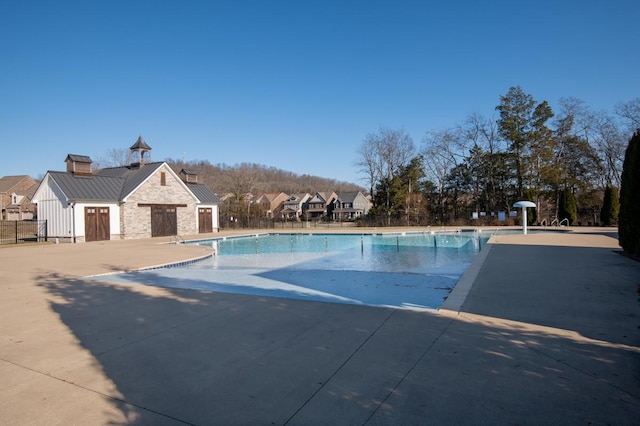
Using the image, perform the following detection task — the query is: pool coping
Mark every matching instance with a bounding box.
[86,251,215,278]
[438,237,495,313]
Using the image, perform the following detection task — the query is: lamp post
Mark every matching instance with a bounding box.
[513,201,536,234]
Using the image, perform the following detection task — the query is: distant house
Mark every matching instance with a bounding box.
[254,192,288,218]
[281,193,311,220]
[32,137,220,242]
[0,175,39,220]
[305,192,337,219]
[332,191,371,221]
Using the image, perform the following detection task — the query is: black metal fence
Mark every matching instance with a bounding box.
[0,220,48,245]
[220,218,358,230]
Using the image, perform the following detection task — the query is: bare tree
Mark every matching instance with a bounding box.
[94,148,130,169]
[460,114,504,213]
[355,127,415,207]
[355,139,379,197]
[421,129,461,222]
[615,98,640,132]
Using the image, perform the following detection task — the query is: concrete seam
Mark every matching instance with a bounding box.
[363,317,456,425]
[527,346,640,400]
[283,308,397,425]
[0,356,196,425]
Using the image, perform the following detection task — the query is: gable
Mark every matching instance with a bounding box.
[117,163,197,202]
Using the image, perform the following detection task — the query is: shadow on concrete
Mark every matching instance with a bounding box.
[460,243,640,345]
[36,256,640,424]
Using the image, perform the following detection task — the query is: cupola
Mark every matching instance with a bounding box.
[128,135,152,167]
[65,154,93,176]
[180,169,198,184]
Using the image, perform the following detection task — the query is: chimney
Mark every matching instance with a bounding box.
[180,169,198,184]
[65,154,93,176]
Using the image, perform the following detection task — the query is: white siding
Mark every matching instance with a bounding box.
[33,177,74,239]
[196,203,220,232]
[74,202,121,242]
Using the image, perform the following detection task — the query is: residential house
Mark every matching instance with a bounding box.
[332,191,371,221]
[305,191,337,219]
[0,175,39,220]
[281,193,311,220]
[32,137,220,242]
[254,192,288,218]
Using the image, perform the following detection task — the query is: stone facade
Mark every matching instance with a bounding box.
[121,164,198,239]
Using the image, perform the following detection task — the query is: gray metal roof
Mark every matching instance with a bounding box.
[48,171,125,201]
[65,154,92,163]
[98,162,164,198]
[188,183,220,204]
[129,135,152,150]
[47,162,218,204]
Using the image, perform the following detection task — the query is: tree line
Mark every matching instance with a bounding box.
[164,160,364,224]
[356,86,639,227]
[94,150,365,225]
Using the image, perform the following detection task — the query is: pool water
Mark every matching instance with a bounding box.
[99,232,491,311]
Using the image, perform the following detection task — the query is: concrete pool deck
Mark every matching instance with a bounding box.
[1,227,639,424]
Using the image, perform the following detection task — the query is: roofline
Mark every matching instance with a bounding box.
[121,162,200,203]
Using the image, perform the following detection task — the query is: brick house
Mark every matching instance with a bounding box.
[254,192,288,218]
[0,175,39,220]
[32,137,220,242]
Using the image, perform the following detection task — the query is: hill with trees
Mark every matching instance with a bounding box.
[165,159,364,197]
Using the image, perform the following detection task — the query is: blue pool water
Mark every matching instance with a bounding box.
[98,232,492,311]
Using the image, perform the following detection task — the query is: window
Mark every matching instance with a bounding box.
[160,171,166,186]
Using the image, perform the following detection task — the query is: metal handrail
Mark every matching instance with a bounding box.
[170,235,185,244]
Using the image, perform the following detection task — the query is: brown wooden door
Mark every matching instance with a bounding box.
[199,208,212,233]
[85,207,110,242]
[151,206,177,237]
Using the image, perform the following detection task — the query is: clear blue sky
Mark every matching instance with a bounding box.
[1,0,638,185]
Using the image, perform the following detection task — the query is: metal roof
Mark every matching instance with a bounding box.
[129,135,152,150]
[188,183,220,204]
[65,154,93,163]
[98,162,164,198]
[48,171,125,201]
[43,162,220,204]
[46,162,218,204]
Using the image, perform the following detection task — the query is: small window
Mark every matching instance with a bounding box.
[160,172,166,186]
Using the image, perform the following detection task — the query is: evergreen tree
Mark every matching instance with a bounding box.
[619,131,640,256]
[558,189,577,225]
[600,185,619,226]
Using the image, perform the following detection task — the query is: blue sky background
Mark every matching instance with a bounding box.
[1,0,638,186]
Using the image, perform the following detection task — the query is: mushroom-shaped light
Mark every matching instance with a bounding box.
[513,201,536,234]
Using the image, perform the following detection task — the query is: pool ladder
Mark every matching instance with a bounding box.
[170,235,185,245]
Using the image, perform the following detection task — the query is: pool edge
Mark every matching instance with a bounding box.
[438,240,495,314]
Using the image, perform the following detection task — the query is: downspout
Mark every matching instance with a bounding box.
[71,202,76,243]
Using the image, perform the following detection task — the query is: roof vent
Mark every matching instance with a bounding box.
[65,154,93,176]
[180,169,198,184]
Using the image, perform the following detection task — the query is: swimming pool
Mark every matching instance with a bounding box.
[98,232,492,311]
